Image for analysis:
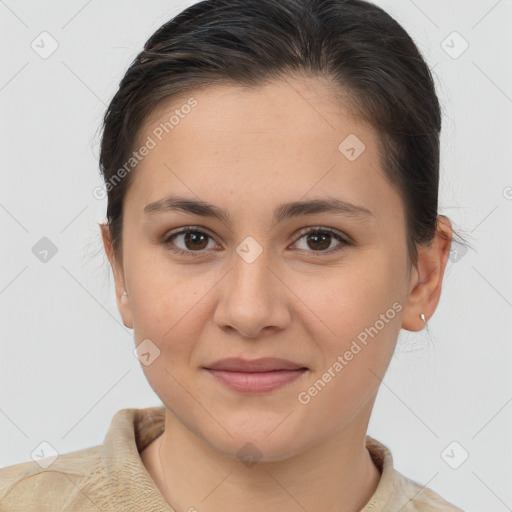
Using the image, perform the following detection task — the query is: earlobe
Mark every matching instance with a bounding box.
[401,216,453,332]
[117,297,134,330]
[119,291,134,329]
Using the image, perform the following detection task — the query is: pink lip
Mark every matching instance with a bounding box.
[204,368,308,393]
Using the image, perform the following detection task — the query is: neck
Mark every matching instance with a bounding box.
[142,408,382,512]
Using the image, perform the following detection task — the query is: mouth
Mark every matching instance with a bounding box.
[204,356,308,372]
[202,357,309,393]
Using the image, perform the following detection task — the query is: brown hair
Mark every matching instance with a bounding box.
[99,0,467,267]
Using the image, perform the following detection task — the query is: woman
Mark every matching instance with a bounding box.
[0,0,467,510]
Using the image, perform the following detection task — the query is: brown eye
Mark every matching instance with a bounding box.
[293,227,350,255]
[163,227,218,256]
[305,232,332,251]
[181,231,209,250]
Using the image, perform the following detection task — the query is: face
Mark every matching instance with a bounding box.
[104,76,431,461]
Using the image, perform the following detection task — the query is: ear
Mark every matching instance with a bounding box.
[401,215,453,332]
[100,222,134,329]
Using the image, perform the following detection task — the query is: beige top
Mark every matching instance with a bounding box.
[0,406,464,511]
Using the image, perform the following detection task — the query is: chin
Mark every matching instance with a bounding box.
[217,438,303,465]
[203,422,311,464]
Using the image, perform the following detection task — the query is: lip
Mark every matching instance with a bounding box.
[204,368,308,393]
[202,357,309,393]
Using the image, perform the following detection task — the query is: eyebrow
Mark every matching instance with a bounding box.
[143,194,374,224]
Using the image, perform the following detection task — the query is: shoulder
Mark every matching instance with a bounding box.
[394,470,466,511]
[364,435,465,512]
[0,444,106,512]
[0,406,167,512]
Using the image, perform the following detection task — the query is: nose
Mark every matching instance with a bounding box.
[213,248,292,339]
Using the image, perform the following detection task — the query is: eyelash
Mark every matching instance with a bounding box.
[162,225,352,258]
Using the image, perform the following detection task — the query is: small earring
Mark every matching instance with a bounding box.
[420,313,426,324]
[122,291,128,297]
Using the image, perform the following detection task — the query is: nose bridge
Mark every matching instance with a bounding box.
[213,242,290,337]
[231,233,274,294]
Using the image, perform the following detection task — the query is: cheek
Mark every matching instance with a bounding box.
[292,253,404,398]
[293,288,402,437]
[129,269,212,405]
[123,256,210,395]
[124,238,208,332]
[292,254,402,345]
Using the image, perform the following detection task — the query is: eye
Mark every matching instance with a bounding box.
[163,226,219,257]
[291,226,351,256]
[162,225,351,258]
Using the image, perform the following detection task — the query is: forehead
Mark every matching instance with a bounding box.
[125,77,401,225]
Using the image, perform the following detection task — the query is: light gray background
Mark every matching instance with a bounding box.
[1,1,511,510]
